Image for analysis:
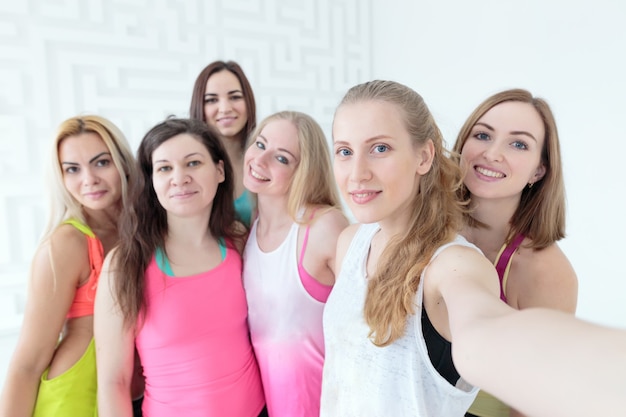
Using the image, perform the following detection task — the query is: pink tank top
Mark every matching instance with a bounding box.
[243,215,331,417]
[135,244,265,417]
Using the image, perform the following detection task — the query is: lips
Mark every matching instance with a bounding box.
[474,165,505,178]
[349,190,380,204]
[170,190,197,198]
[250,167,269,181]
[83,190,107,199]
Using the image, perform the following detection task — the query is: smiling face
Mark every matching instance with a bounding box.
[460,101,546,203]
[151,133,225,218]
[243,118,300,198]
[203,70,248,141]
[332,100,433,231]
[59,132,122,212]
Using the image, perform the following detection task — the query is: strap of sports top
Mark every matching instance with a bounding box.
[298,208,318,265]
[495,233,525,301]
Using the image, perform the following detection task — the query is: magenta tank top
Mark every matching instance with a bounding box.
[135,245,265,417]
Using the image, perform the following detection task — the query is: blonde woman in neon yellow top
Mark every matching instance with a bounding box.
[453,89,578,417]
[0,116,136,417]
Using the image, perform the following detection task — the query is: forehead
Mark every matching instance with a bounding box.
[333,100,407,142]
[259,119,300,154]
[152,133,208,159]
[58,132,107,158]
[478,101,544,138]
[205,70,242,92]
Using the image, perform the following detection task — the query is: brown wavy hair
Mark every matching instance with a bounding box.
[112,118,246,326]
[336,80,465,346]
[189,60,257,151]
[452,89,565,249]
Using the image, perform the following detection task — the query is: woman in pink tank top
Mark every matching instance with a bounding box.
[242,111,348,417]
[95,118,266,417]
[453,89,578,417]
[0,116,137,417]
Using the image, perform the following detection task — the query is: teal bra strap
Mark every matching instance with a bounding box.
[218,237,226,260]
[155,247,175,276]
[155,238,226,277]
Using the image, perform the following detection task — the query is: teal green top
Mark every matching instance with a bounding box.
[234,190,255,227]
[155,238,226,277]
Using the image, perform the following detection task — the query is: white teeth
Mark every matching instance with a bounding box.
[475,166,504,178]
[353,192,372,198]
[251,169,269,181]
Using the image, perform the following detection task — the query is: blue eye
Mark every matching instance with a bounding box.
[277,156,288,165]
[373,144,388,153]
[512,141,528,150]
[255,141,265,150]
[336,148,352,157]
[475,132,490,140]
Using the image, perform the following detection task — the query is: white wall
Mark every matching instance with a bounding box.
[0,0,371,391]
[372,0,626,328]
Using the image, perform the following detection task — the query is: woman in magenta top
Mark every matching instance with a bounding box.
[95,118,265,417]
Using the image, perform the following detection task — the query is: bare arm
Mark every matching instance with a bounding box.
[0,227,86,417]
[435,246,626,417]
[301,207,349,285]
[510,243,578,313]
[94,249,136,417]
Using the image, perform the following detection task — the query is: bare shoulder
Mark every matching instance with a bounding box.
[509,241,578,311]
[31,224,88,287]
[428,242,494,281]
[310,206,349,235]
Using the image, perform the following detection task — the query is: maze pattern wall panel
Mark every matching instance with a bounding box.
[0,0,371,380]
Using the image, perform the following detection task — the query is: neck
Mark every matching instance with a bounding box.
[256,194,292,229]
[82,205,120,232]
[464,195,520,260]
[166,212,213,247]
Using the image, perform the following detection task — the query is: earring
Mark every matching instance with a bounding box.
[528,182,534,189]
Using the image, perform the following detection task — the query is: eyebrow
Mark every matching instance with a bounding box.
[204,89,243,97]
[61,151,111,166]
[333,134,392,146]
[474,122,538,142]
[153,152,204,164]
[257,134,298,160]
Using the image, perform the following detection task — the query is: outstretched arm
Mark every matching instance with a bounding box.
[436,247,626,417]
[94,249,136,417]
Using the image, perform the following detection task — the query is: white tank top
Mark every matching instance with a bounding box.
[320,222,479,417]
[243,216,329,417]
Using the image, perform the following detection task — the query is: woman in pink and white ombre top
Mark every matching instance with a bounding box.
[242,111,348,417]
[95,118,265,417]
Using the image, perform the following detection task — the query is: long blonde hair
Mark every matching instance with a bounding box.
[336,81,464,346]
[248,111,342,223]
[42,115,136,242]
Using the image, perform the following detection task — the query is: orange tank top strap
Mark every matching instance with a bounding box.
[64,218,105,319]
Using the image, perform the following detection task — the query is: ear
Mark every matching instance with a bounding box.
[416,139,435,176]
[217,160,225,183]
[531,163,546,183]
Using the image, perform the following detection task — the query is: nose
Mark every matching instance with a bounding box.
[218,99,232,113]
[81,168,99,186]
[349,153,372,183]
[171,167,191,186]
[482,141,504,162]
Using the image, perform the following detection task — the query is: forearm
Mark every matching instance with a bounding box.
[454,308,626,417]
[0,368,42,417]
[98,382,134,417]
